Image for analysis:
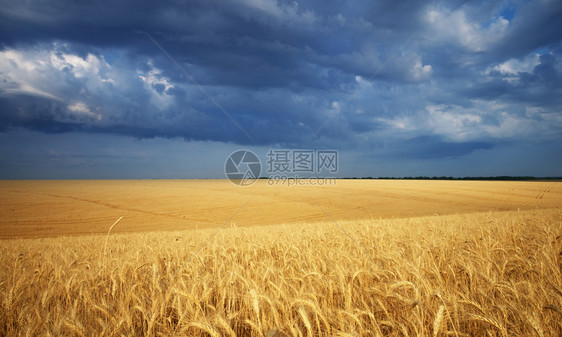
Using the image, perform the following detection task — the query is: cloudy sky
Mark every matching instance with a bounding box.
[0,0,561,178]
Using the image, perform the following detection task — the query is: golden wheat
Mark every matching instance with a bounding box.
[1,208,561,336]
[2,179,561,238]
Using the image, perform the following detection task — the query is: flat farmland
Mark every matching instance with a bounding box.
[0,179,560,238]
[1,180,561,336]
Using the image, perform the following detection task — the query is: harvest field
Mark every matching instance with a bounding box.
[0,179,560,238]
[1,180,561,336]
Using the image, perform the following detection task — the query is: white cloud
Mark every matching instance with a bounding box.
[138,68,173,91]
[425,104,483,141]
[484,53,540,82]
[425,9,509,52]
[409,57,433,82]
[68,102,102,121]
[0,46,114,101]
[230,0,317,26]
[138,64,175,109]
[50,51,114,85]
[378,101,560,142]
[240,0,282,17]
[51,53,99,78]
[0,49,61,100]
[380,116,416,131]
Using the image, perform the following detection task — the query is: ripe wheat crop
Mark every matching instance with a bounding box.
[1,208,561,336]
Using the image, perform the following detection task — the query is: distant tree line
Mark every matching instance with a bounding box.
[258,176,561,181]
[340,176,562,181]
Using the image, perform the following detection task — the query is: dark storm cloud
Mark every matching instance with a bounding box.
[392,135,495,159]
[0,0,561,168]
[492,0,562,59]
[0,95,84,133]
[465,53,562,109]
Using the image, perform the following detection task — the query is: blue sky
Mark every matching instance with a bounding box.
[0,0,561,178]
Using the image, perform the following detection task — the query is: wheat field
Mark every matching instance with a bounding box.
[1,180,561,336]
[1,179,560,238]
